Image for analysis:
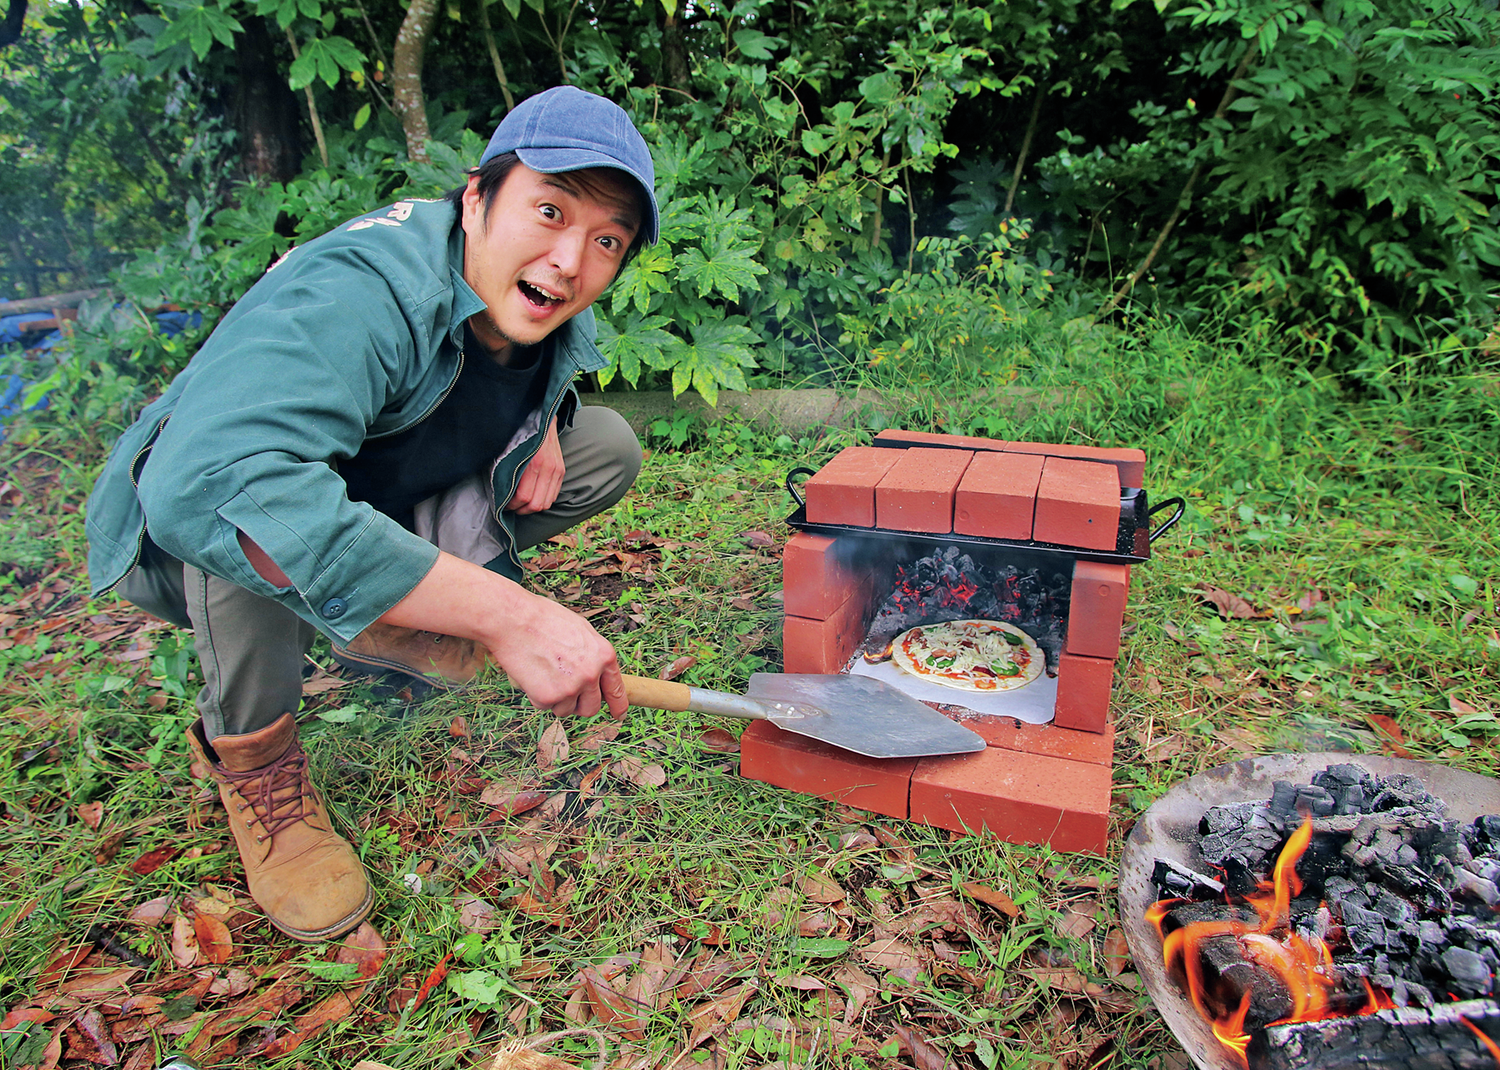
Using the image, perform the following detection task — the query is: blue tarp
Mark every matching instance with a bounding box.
[0,307,203,441]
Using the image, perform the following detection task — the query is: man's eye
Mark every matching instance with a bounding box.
[539,204,559,219]
[599,236,619,251]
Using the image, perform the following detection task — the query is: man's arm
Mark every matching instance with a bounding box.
[238,531,622,719]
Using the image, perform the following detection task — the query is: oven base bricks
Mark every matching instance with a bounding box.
[964,716,1115,766]
[804,447,902,528]
[1054,652,1115,734]
[1066,561,1131,660]
[739,720,914,820]
[783,533,878,621]
[910,747,1111,855]
[954,451,1045,540]
[875,447,974,533]
[1033,457,1121,552]
[783,592,872,674]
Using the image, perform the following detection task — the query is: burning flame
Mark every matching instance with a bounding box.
[1462,1015,1500,1063]
[1147,815,1397,1069]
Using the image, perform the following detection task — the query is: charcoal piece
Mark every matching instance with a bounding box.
[1441,946,1493,996]
[1296,784,1337,817]
[1192,932,1294,1029]
[1157,900,1259,933]
[1269,780,1300,820]
[1250,999,1500,1070]
[1453,873,1499,907]
[1416,919,1447,949]
[1324,875,1368,911]
[1152,858,1226,901]
[1369,773,1443,815]
[1371,889,1416,929]
[1338,903,1389,954]
[1469,815,1500,852]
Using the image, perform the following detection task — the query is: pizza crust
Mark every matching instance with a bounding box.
[889,619,1044,693]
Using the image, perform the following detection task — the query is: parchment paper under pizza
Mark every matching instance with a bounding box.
[888,619,1044,693]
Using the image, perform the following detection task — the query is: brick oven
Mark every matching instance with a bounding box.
[740,429,1179,856]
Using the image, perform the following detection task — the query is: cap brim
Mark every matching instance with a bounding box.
[516,146,660,244]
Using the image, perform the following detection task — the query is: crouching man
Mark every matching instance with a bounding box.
[85,87,658,941]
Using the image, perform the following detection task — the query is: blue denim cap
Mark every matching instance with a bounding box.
[481,86,659,244]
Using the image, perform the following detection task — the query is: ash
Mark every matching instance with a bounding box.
[864,546,1070,667]
[1157,764,1500,1011]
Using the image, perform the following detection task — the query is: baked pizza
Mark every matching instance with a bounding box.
[888,619,1044,693]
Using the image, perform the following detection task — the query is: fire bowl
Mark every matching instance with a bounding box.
[1118,753,1500,1070]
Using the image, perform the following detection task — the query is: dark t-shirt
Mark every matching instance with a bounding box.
[339,329,550,530]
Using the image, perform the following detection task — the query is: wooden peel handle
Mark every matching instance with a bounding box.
[623,674,692,712]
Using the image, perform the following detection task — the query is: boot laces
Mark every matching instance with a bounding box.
[222,741,322,841]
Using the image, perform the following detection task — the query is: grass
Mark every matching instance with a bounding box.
[0,312,1497,1070]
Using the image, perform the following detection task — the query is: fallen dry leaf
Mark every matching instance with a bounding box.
[686,982,755,1048]
[538,720,570,772]
[579,966,642,1039]
[959,882,1019,917]
[38,945,91,988]
[67,1007,118,1066]
[76,802,104,830]
[129,845,179,875]
[207,967,256,998]
[1364,713,1413,759]
[458,896,500,934]
[576,721,621,751]
[739,530,775,549]
[487,1038,583,1070]
[193,912,233,965]
[260,988,364,1057]
[775,975,826,991]
[859,937,920,972]
[336,922,388,978]
[611,756,666,788]
[171,914,200,968]
[1056,904,1097,941]
[800,870,845,904]
[1193,584,1266,620]
[1027,966,1107,998]
[1161,621,1203,653]
[893,1023,949,1070]
[450,716,470,739]
[659,655,697,681]
[697,728,739,753]
[480,778,549,818]
[1449,695,1479,715]
[1102,928,1132,977]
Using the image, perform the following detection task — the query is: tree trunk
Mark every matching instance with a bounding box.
[232,16,303,182]
[393,0,440,162]
[476,0,514,112]
[660,8,689,92]
[0,0,25,49]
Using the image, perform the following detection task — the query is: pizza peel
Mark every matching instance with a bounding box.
[622,673,987,759]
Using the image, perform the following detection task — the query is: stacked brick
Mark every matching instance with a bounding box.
[746,430,1146,855]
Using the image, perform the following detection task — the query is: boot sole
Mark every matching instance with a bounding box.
[266,880,375,943]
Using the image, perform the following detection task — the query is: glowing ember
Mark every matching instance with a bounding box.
[1147,815,1398,1069]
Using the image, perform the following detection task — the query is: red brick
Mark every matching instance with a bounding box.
[1003,442,1146,488]
[960,715,1115,766]
[953,451,1045,540]
[874,429,1009,452]
[1065,561,1130,659]
[804,447,902,527]
[782,591,873,674]
[739,719,914,820]
[781,533,876,620]
[1053,652,1114,734]
[910,747,1111,855]
[874,448,973,533]
[1033,457,1121,551]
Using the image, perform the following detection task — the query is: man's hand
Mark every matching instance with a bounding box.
[378,552,626,720]
[506,415,564,515]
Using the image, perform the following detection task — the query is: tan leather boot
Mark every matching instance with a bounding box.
[330,622,485,693]
[188,715,372,942]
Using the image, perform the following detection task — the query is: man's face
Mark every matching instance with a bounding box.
[461,164,639,362]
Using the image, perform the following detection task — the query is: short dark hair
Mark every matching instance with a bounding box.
[446,151,649,268]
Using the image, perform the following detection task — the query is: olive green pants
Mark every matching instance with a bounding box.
[116,406,641,741]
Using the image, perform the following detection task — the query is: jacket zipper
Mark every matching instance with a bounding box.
[364,348,465,441]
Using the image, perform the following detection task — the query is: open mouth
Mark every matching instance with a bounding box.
[518,280,564,308]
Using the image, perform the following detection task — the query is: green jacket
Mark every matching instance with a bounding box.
[85,198,607,643]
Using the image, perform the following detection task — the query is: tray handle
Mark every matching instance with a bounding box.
[1148,496,1186,543]
[785,466,817,509]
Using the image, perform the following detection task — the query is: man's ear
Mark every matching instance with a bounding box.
[460,174,485,232]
